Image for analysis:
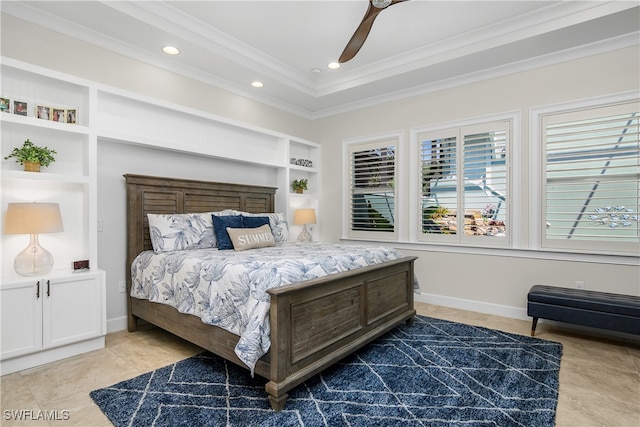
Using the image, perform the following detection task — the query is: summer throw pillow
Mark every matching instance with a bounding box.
[212,214,243,250]
[226,224,275,251]
[147,212,215,253]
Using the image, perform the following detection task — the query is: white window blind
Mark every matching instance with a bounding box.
[463,127,508,239]
[542,102,639,254]
[347,140,396,238]
[417,121,510,246]
[420,133,457,236]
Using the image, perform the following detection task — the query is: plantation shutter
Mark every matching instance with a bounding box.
[542,102,639,253]
[420,133,457,236]
[348,140,396,237]
[417,120,510,245]
[462,123,508,241]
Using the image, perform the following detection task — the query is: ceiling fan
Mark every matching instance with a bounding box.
[339,0,408,64]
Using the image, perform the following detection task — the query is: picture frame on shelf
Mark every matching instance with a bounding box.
[66,108,77,124]
[0,97,10,113]
[13,100,27,116]
[36,105,51,120]
[52,108,66,123]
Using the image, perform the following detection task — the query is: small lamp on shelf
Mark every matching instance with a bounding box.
[293,208,316,242]
[4,202,64,276]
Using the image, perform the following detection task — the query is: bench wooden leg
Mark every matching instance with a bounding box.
[531,317,538,336]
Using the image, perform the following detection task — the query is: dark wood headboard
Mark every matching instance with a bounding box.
[124,173,276,277]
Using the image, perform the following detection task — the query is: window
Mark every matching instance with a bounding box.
[415,120,510,246]
[345,136,398,240]
[540,100,639,255]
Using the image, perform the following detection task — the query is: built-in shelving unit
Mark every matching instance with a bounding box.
[281,139,320,240]
[1,57,104,372]
[0,56,321,370]
[1,59,96,275]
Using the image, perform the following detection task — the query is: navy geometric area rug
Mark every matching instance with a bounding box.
[90,315,562,427]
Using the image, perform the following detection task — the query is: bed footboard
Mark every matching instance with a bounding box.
[124,174,418,412]
[265,256,417,410]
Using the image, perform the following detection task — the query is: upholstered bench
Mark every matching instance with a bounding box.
[527,285,640,337]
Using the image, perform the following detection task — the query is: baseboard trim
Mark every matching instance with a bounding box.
[415,292,529,321]
[107,316,128,333]
[1,337,105,375]
[414,292,640,343]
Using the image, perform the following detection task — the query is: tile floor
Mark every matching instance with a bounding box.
[1,303,639,426]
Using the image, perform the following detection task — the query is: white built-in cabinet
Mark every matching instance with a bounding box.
[0,271,106,374]
[1,57,320,372]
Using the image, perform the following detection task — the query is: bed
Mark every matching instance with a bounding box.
[124,174,417,411]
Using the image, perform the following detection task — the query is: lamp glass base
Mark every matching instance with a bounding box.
[14,234,54,276]
[297,225,312,242]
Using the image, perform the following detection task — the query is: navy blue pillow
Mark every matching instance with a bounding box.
[212,215,243,250]
[242,215,270,229]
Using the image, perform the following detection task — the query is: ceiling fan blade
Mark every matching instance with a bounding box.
[338,0,406,64]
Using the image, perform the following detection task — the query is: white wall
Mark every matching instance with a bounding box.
[2,13,638,330]
[313,46,640,318]
[97,141,278,329]
[0,14,314,140]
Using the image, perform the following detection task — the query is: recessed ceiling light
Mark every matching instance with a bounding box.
[328,62,340,70]
[162,46,180,55]
[251,81,264,88]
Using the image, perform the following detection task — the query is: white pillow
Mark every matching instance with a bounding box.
[147,209,237,252]
[147,212,214,253]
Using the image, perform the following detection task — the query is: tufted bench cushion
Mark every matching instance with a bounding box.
[527,285,640,337]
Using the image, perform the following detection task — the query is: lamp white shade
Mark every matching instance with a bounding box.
[293,209,316,225]
[4,203,64,276]
[293,209,316,242]
[5,203,64,234]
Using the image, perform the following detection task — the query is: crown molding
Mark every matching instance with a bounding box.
[2,1,637,121]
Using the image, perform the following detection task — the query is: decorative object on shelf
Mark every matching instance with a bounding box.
[73,259,90,271]
[13,100,27,116]
[52,108,66,123]
[4,139,57,172]
[294,158,313,167]
[0,97,10,113]
[66,108,77,124]
[33,104,78,124]
[4,202,64,276]
[36,105,51,120]
[291,178,308,194]
[293,208,316,242]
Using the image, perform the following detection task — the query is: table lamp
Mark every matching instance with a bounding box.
[293,208,316,242]
[4,202,64,276]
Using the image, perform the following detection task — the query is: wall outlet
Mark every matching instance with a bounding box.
[575,281,585,289]
[118,280,126,293]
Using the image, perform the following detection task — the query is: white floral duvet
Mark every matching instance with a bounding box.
[130,242,408,373]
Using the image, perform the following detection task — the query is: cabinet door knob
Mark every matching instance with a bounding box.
[47,280,51,297]
[36,280,40,299]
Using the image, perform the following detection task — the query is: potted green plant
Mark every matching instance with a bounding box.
[291,178,308,194]
[4,139,57,172]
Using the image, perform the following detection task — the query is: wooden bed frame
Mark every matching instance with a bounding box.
[124,174,416,411]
